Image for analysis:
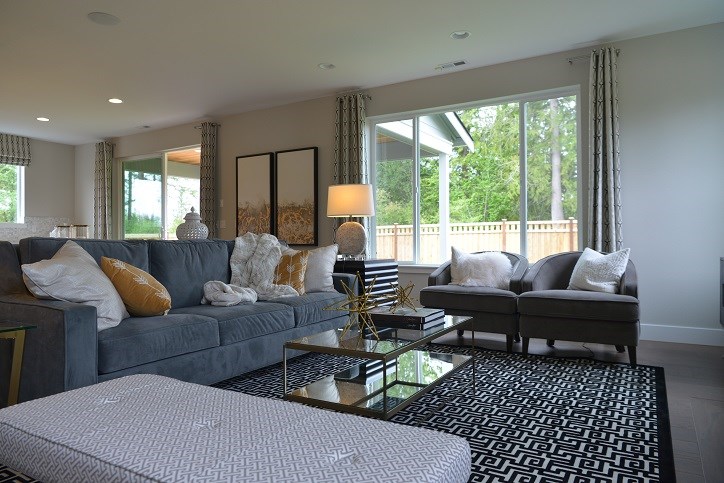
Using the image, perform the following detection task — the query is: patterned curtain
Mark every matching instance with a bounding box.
[200,122,218,238]
[588,47,622,252]
[0,133,31,166]
[333,93,369,251]
[94,141,113,239]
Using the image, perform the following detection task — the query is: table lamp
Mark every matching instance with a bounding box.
[327,184,375,257]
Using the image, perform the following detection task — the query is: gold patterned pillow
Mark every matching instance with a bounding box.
[274,250,310,295]
[100,257,171,317]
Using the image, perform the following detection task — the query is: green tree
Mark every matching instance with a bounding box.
[375,96,577,227]
[0,165,18,223]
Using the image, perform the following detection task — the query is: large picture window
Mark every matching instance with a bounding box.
[0,164,24,224]
[371,89,579,264]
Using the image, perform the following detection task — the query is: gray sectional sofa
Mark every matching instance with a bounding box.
[0,237,352,405]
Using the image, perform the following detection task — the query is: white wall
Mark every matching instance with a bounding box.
[0,138,75,242]
[618,23,724,344]
[84,23,723,345]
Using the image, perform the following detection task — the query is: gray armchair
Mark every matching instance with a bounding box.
[517,251,639,364]
[419,252,528,352]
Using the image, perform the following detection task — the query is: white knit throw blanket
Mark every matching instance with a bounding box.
[229,233,298,300]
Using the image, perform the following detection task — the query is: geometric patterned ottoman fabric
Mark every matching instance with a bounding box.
[0,374,470,483]
[215,346,675,483]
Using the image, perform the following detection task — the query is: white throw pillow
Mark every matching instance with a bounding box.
[449,247,512,290]
[301,244,338,293]
[568,247,631,293]
[21,240,129,331]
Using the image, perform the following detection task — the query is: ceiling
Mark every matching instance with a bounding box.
[1,0,723,146]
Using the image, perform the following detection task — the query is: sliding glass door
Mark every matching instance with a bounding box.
[120,148,200,239]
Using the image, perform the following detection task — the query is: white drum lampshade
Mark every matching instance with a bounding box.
[327,184,375,257]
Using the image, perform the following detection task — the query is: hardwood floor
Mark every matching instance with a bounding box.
[435,332,724,483]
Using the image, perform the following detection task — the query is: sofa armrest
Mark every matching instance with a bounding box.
[0,294,98,405]
[619,260,638,298]
[428,261,452,286]
[521,252,581,292]
[509,257,529,294]
[332,273,358,295]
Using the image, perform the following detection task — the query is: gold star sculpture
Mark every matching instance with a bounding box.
[325,272,382,340]
[386,281,418,314]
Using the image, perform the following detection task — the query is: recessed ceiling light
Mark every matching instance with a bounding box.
[450,31,470,40]
[87,12,120,26]
[108,98,123,104]
[36,117,50,122]
[318,63,336,70]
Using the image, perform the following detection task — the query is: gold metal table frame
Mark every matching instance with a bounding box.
[1,323,36,407]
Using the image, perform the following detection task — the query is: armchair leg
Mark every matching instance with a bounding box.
[457,330,464,337]
[505,335,513,353]
[627,346,637,366]
[615,345,625,353]
[522,337,530,355]
[514,333,520,343]
[546,339,555,347]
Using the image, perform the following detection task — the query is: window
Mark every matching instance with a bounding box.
[371,89,579,264]
[120,147,200,239]
[0,164,24,223]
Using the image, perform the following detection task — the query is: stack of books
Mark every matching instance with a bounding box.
[368,307,445,330]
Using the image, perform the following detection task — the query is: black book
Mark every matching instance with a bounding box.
[369,307,445,329]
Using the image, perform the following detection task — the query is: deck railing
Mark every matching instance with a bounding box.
[375,218,578,263]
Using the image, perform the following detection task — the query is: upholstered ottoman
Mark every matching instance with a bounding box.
[0,374,470,482]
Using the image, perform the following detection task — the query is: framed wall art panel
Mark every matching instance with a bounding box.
[236,152,274,236]
[274,147,318,246]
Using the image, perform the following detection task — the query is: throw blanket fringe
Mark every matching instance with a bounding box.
[201,281,257,306]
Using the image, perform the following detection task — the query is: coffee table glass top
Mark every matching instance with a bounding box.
[290,350,470,414]
[285,315,470,357]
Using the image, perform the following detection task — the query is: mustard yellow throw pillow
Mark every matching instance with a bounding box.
[274,250,309,295]
[101,257,171,317]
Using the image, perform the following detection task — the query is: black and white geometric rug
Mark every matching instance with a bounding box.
[0,345,674,483]
[213,345,675,483]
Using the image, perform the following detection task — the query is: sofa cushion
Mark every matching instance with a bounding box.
[275,249,309,295]
[101,257,171,317]
[420,285,518,314]
[267,292,348,327]
[149,240,231,309]
[517,289,639,322]
[19,237,149,271]
[171,303,295,345]
[97,314,220,374]
[22,240,129,331]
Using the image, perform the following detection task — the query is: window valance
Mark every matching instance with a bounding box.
[0,133,31,166]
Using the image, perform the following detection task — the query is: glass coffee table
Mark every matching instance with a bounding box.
[283,315,473,420]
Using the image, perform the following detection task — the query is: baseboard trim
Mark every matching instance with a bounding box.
[640,324,724,346]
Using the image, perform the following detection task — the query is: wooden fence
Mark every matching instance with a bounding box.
[375,218,578,263]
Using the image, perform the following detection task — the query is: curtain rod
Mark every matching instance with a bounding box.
[336,90,372,100]
[566,48,620,64]
[194,122,221,129]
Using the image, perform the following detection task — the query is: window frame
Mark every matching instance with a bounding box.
[368,86,582,266]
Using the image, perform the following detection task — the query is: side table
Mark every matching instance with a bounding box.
[334,258,398,303]
[0,322,36,407]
